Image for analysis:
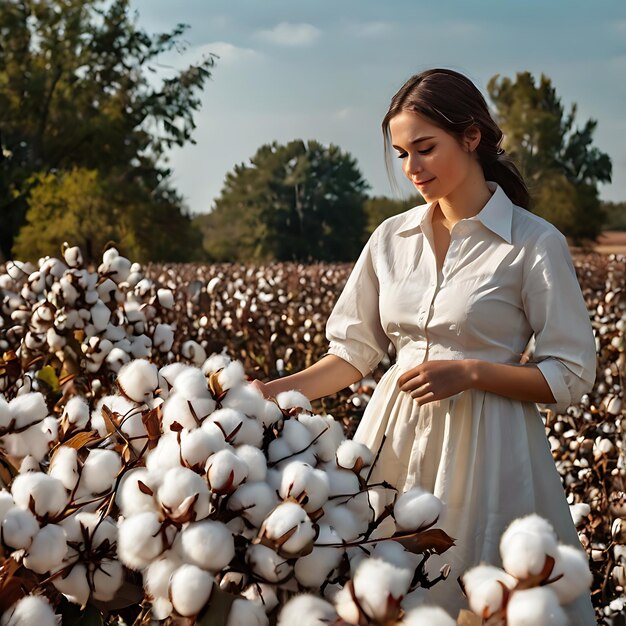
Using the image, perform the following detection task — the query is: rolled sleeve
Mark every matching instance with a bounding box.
[325,230,389,377]
[522,230,597,413]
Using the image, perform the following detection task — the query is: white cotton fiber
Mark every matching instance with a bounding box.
[352,558,412,621]
[92,558,123,601]
[202,353,231,375]
[500,515,559,579]
[157,466,210,521]
[0,595,57,626]
[53,563,91,607]
[227,482,278,528]
[246,544,293,583]
[548,544,593,605]
[394,487,443,531]
[234,445,266,482]
[226,598,269,626]
[0,395,10,429]
[145,552,182,600]
[294,525,343,588]
[157,288,174,309]
[117,511,164,570]
[181,340,207,366]
[280,462,330,513]
[222,384,266,418]
[153,324,174,352]
[371,540,419,572]
[117,359,158,402]
[277,594,337,626]
[12,472,68,517]
[334,584,362,624]
[506,587,567,626]
[9,392,48,428]
[218,360,246,391]
[206,448,248,494]
[145,434,182,477]
[0,490,15,522]
[62,396,90,430]
[336,440,374,472]
[275,390,312,412]
[2,507,39,548]
[261,502,316,555]
[169,564,214,617]
[462,564,516,618]
[23,523,67,574]
[175,520,235,572]
[116,468,159,517]
[79,448,122,495]
[402,606,456,626]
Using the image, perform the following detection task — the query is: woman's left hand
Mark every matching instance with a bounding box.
[397,360,473,405]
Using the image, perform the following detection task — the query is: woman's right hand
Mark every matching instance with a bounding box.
[250,379,274,400]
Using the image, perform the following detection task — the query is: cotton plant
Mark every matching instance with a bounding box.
[459,514,593,625]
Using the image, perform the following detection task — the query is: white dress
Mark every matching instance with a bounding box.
[325,182,597,623]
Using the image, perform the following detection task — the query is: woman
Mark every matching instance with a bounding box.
[253,68,597,622]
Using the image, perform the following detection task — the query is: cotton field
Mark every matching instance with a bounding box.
[0,246,624,625]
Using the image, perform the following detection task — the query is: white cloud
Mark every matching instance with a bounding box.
[256,22,321,47]
[347,21,393,38]
[197,42,260,66]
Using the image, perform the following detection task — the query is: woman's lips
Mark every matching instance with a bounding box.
[414,177,435,188]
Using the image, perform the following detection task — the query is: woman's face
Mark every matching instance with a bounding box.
[389,109,480,203]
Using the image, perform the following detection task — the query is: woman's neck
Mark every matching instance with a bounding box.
[435,174,493,231]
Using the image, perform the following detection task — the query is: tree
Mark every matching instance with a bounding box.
[364,194,423,236]
[602,201,626,231]
[0,0,213,260]
[487,72,612,241]
[197,140,370,262]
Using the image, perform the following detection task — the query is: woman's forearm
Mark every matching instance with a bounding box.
[264,355,364,401]
[466,359,556,404]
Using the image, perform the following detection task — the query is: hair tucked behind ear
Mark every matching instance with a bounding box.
[382,68,530,209]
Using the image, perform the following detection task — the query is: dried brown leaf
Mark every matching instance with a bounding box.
[393,528,456,555]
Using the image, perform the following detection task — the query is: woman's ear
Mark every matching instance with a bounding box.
[464,125,481,152]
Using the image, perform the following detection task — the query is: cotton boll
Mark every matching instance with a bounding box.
[300,414,344,462]
[92,558,124,601]
[109,254,132,283]
[234,445,267,482]
[63,245,83,268]
[277,594,337,626]
[227,482,279,528]
[53,562,91,606]
[19,455,40,473]
[246,544,293,583]
[222,384,266,419]
[394,487,443,531]
[218,360,246,391]
[175,520,235,572]
[160,363,194,389]
[320,503,361,542]
[117,511,165,570]
[180,428,220,469]
[0,595,58,626]
[173,368,212,400]
[334,584,362,624]
[548,544,593,605]
[402,606,456,626]
[23,523,67,574]
[260,502,316,556]
[323,466,361,498]
[206,448,249,494]
[2,507,39,548]
[62,511,117,549]
[280,463,330,513]
[77,449,122,496]
[162,393,214,431]
[294,525,343,587]
[62,396,90,431]
[151,597,174,621]
[117,359,158,402]
[130,334,152,359]
[157,288,174,309]
[105,347,131,373]
[258,399,283,428]
[336,440,374,472]
[145,434,182,477]
[9,392,48,428]
[506,587,567,626]
[352,558,412,622]
[157,466,210,521]
[90,300,111,332]
[227,598,269,626]
[371,540,420,572]
[280,418,315,454]
[169,564,214,617]
[145,552,182,600]
[0,490,15,522]
[153,324,174,352]
[500,515,559,579]
[241,583,279,613]
[181,341,207,366]
[202,353,231,375]
[12,472,68,518]
[569,503,591,528]
[0,396,10,429]
[275,390,312,412]
[462,564,516,618]
[115,467,158,517]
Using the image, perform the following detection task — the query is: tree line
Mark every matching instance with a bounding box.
[0,0,618,264]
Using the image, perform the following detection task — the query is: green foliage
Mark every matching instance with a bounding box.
[364,194,423,236]
[0,0,212,261]
[197,140,370,262]
[488,72,612,242]
[602,201,626,231]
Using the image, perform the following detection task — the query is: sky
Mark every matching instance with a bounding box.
[131,0,626,215]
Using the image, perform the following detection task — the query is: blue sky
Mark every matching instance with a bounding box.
[132,0,625,214]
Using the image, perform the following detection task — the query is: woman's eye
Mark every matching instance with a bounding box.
[396,152,407,159]
[418,146,434,155]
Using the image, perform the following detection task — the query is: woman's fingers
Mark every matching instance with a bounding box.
[410,381,431,398]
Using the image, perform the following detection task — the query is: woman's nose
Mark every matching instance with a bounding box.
[404,153,422,176]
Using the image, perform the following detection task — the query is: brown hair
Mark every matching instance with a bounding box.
[382,68,530,209]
